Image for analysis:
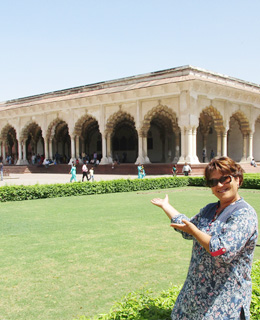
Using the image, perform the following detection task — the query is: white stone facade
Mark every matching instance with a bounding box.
[1,65,260,165]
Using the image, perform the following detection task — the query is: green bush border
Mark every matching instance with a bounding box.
[0,177,189,202]
[1,175,260,202]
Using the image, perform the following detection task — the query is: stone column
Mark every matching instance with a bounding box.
[135,132,145,164]
[75,135,80,161]
[178,127,186,163]
[17,140,22,164]
[185,128,193,163]
[222,131,228,157]
[44,138,49,160]
[241,134,248,162]
[248,133,253,162]
[106,133,113,163]
[192,128,199,163]
[217,132,222,157]
[22,140,27,162]
[100,134,109,164]
[49,139,53,160]
[70,135,76,161]
[143,135,151,164]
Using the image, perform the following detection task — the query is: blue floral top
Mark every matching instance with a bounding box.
[171,198,258,320]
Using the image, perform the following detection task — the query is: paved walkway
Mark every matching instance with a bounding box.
[0,173,173,186]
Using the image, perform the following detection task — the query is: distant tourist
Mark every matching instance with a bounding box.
[137,164,145,179]
[89,167,94,182]
[202,149,206,163]
[70,164,77,182]
[172,164,177,176]
[82,162,90,182]
[182,162,192,176]
[251,158,257,167]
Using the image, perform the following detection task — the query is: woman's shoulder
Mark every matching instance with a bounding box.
[224,198,257,223]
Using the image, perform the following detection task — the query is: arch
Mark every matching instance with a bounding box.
[142,104,179,163]
[229,111,250,134]
[141,104,179,136]
[20,121,43,163]
[46,118,71,163]
[0,124,18,163]
[74,114,101,161]
[228,111,250,161]
[197,106,224,162]
[106,110,138,163]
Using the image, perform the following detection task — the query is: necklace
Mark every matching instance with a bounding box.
[210,203,222,224]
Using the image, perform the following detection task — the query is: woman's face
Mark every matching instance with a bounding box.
[209,170,240,205]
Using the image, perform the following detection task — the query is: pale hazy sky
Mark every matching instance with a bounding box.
[1,0,260,102]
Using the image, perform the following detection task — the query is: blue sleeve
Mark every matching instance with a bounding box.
[209,207,258,262]
[171,207,205,240]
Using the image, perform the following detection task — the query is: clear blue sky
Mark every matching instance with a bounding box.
[1,0,260,102]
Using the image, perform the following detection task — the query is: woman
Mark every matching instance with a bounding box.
[70,164,77,182]
[137,164,143,179]
[151,157,258,319]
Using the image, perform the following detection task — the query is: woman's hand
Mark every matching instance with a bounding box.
[170,219,197,236]
[171,219,211,253]
[151,194,169,209]
[151,194,180,220]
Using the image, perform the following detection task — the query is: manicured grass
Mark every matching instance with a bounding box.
[0,187,259,320]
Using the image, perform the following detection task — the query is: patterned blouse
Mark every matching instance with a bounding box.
[171,198,258,320]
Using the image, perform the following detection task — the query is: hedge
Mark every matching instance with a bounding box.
[1,175,260,202]
[0,177,189,202]
[75,260,260,320]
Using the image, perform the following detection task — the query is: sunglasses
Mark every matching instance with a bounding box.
[207,175,233,188]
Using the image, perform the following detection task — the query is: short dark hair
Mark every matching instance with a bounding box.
[204,156,244,186]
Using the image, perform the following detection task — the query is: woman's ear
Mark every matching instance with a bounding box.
[235,176,240,188]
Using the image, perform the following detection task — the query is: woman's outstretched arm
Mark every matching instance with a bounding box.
[151,194,211,252]
[151,194,181,220]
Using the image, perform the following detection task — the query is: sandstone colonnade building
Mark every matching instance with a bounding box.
[1,65,260,165]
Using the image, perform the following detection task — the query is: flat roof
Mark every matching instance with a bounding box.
[1,65,260,107]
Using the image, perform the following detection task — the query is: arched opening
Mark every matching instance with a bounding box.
[197,106,224,162]
[142,105,179,163]
[106,110,138,163]
[21,122,43,163]
[47,119,71,163]
[1,125,18,163]
[228,112,250,162]
[80,117,101,162]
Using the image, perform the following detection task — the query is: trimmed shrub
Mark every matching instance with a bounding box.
[0,177,189,202]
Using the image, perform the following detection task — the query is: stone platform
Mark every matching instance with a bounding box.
[2,162,260,177]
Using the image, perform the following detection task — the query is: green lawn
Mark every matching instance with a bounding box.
[0,187,259,320]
